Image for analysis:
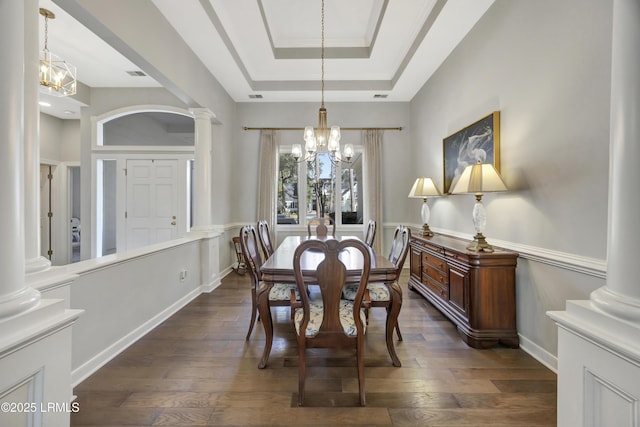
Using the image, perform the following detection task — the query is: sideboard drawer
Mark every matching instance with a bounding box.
[422,251,447,272]
[424,276,448,301]
[424,266,448,286]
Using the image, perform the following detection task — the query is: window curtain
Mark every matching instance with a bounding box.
[257,130,278,231]
[363,129,383,255]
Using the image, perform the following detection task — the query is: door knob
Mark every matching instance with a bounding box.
[171,221,176,225]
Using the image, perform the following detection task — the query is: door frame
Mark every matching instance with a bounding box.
[92,152,193,258]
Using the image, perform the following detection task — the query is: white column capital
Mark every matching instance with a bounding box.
[189,108,216,122]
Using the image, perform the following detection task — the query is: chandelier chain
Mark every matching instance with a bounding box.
[321,0,325,107]
[44,14,49,51]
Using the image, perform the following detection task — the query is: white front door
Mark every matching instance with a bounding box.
[125,159,178,251]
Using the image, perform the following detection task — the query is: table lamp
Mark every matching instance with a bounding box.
[408,177,442,237]
[450,160,508,252]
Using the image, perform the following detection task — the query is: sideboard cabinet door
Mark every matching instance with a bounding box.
[448,262,469,318]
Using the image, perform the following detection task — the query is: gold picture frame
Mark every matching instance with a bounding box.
[442,111,500,194]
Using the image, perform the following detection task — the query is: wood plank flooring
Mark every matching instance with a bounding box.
[71,271,557,426]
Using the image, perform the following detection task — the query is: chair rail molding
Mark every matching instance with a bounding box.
[427,225,606,279]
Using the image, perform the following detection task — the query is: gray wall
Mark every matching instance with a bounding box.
[409,0,613,357]
[40,114,80,162]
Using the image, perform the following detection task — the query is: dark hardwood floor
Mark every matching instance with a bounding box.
[71,270,557,426]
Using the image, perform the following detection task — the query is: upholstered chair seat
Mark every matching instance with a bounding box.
[294,299,367,337]
[268,283,300,301]
[343,282,390,302]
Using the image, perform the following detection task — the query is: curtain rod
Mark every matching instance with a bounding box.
[243,126,402,131]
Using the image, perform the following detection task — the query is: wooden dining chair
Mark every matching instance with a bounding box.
[291,238,372,406]
[256,220,274,258]
[307,217,336,237]
[239,225,299,340]
[342,225,411,365]
[364,220,376,247]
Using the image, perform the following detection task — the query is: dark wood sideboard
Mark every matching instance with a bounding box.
[408,231,519,348]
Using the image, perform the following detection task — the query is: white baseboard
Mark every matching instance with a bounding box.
[519,333,558,374]
[220,265,235,279]
[71,287,202,387]
[201,273,223,293]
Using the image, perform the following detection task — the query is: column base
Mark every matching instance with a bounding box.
[0,287,41,318]
[25,256,52,274]
[591,286,640,323]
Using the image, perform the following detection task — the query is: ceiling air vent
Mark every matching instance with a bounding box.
[249,94,263,99]
[373,94,388,99]
[126,70,147,77]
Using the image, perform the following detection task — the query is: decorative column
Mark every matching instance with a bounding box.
[188,108,220,292]
[189,108,215,230]
[1,4,81,426]
[24,0,51,273]
[590,0,640,321]
[548,1,640,425]
[0,0,41,317]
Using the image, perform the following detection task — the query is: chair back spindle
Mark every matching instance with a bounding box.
[364,220,376,247]
[257,220,275,257]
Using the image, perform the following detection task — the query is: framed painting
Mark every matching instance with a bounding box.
[442,111,500,194]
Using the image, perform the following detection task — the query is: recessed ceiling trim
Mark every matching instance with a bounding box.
[198,0,254,86]
[272,47,370,60]
[253,79,391,92]
[208,0,443,96]
[391,0,447,86]
[259,0,388,60]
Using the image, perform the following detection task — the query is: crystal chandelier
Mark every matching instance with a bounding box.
[39,8,77,97]
[292,0,353,166]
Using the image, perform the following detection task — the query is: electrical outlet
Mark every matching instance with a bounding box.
[179,269,188,282]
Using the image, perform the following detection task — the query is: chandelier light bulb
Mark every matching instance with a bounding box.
[305,135,317,154]
[328,137,339,153]
[292,144,302,160]
[304,126,315,140]
[343,144,354,161]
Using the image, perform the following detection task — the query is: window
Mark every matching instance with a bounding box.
[277,152,299,224]
[277,148,363,226]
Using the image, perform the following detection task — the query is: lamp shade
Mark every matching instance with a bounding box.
[450,161,508,194]
[408,177,442,198]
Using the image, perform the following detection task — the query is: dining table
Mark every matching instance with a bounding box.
[257,235,402,368]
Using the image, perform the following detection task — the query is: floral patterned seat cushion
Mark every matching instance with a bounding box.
[268,283,300,301]
[342,282,391,301]
[294,299,367,337]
